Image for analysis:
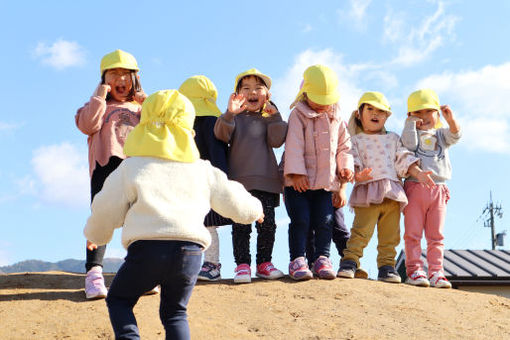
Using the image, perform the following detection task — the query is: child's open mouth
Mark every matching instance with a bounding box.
[115,86,127,95]
[370,118,380,123]
[248,98,259,104]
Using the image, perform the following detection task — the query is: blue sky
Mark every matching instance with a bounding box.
[1,1,509,278]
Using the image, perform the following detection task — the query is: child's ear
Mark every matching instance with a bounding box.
[266,92,271,101]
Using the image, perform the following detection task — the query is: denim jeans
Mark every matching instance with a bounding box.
[284,187,333,262]
[106,240,202,340]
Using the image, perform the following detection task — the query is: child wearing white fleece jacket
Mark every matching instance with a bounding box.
[84,89,263,340]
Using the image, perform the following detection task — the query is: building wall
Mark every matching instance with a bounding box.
[457,286,510,299]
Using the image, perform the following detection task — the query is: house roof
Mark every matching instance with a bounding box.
[396,249,510,286]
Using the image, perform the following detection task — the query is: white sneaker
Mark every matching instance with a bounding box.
[429,272,452,288]
[405,270,430,287]
[85,266,108,299]
[233,264,251,284]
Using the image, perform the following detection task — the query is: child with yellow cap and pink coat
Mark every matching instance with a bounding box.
[283,65,354,280]
[76,49,147,299]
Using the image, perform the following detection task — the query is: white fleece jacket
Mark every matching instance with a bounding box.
[84,157,263,250]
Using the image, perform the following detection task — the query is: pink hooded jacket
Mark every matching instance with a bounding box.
[283,101,353,192]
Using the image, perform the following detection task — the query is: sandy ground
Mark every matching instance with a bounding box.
[1,271,510,339]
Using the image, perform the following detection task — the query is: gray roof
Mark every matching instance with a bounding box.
[396,249,510,286]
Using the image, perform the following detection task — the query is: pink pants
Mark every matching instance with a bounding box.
[403,181,450,275]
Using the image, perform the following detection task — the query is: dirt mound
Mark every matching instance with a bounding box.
[1,271,509,339]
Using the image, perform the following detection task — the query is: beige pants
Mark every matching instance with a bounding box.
[343,199,401,268]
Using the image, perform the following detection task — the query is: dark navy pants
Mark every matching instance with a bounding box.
[106,240,202,340]
[285,187,334,262]
[306,207,350,266]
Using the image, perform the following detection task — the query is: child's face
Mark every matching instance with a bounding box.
[305,96,334,113]
[237,76,269,112]
[359,104,389,134]
[104,68,133,102]
[409,109,439,130]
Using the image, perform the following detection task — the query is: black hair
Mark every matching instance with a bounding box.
[101,70,141,101]
[354,103,365,130]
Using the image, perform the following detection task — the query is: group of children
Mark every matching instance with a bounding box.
[78,50,460,339]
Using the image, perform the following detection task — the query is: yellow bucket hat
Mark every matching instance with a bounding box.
[234,68,272,92]
[179,75,222,117]
[100,49,139,75]
[408,89,442,128]
[291,64,340,109]
[123,90,200,162]
[357,91,392,115]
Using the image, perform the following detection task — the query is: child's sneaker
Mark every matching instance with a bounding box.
[233,264,251,284]
[405,270,430,287]
[288,257,313,281]
[429,272,452,288]
[354,267,369,279]
[197,261,222,281]
[85,266,108,300]
[256,262,284,279]
[312,256,336,280]
[337,260,356,279]
[377,265,401,283]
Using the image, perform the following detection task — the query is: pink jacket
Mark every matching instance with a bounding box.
[75,96,141,177]
[283,101,353,191]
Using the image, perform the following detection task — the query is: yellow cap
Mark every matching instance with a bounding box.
[358,91,391,115]
[290,64,340,109]
[234,68,272,91]
[100,49,139,75]
[123,90,200,162]
[178,75,222,117]
[407,89,440,113]
[408,89,442,128]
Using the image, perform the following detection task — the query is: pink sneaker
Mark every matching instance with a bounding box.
[234,264,251,284]
[288,257,313,281]
[312,256,336,280]
[85,266,108,300]
[256,262,284,279]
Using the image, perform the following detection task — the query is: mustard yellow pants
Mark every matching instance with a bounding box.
[343,199,401,268]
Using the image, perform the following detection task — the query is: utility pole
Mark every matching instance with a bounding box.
[479,191,503,250]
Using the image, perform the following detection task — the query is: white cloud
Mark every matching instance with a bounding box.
[338,0,372,31]
[385,1,459,66]
[31,142,90,207]
[415,62,510,153]
[33,38,86,70]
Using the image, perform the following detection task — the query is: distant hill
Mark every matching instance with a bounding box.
[0,258,124,274]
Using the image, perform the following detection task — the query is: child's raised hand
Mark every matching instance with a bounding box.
[134,89,148,104]
[290,174,309,193]
[354,168,373,182]
[416,170,436,188]
[407,115,423,129]
[262,101,278,116]
[86,240,98,251]
[94,83,111,99]
[228,93,247,115]
[440,105,454,122]
[339,168,354,182]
